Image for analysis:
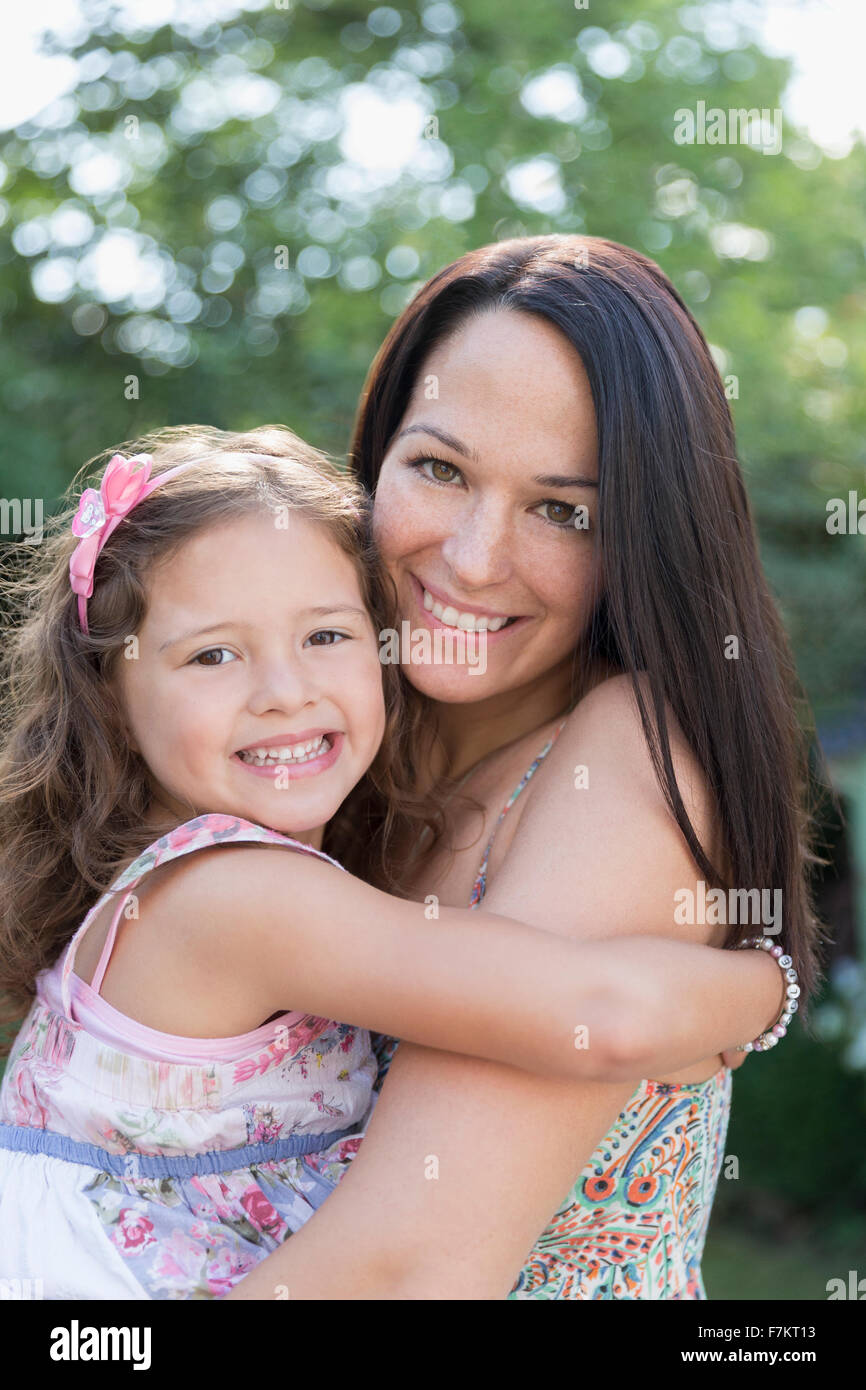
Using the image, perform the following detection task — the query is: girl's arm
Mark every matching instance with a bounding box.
[226,672,788,1299]
[180,833,784,1085]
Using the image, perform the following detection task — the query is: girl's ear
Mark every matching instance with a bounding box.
[108,678,140,754]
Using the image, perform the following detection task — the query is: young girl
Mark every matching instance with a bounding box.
[0,426,793,1300]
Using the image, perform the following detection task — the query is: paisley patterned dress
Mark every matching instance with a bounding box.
[374,717,733,1299]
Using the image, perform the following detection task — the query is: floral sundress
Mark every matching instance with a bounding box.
[0,814,380,1299]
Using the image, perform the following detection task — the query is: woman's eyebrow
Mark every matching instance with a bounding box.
[395,423,479,460]
[396,423,597,489]
[534,473,598,490]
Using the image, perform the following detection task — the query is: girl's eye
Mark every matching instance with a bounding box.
[190,647,238,666]
[304,630,348,647]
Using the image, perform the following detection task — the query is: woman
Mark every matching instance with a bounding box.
[228,235,827,1299]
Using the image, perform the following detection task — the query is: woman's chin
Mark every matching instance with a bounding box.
[398,657,502,704]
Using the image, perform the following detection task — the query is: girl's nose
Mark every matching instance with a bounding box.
[246,660,318,718]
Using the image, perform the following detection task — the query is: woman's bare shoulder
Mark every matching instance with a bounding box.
[481,667,726,950]
[567,668,686,743]
[557,669,714,827]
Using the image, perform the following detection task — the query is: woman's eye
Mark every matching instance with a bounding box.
[427,460,459,483]
[539,500,592,530]
[535,500,579,527]
[406,455,462,486]
[304,630,348,647]
[404,451,589,528]
[191,647,238,666]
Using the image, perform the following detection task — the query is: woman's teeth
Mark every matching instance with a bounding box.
[237,735,330,766]
[422,587,515,631]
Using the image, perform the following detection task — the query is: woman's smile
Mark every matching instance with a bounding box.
[409,573,529,638]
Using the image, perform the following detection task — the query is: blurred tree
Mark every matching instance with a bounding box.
[1,1,863,701]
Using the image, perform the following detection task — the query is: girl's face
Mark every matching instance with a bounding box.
[371,308,602,706]
[116,510,386,840]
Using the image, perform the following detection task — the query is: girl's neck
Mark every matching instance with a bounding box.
[140,798,325,853]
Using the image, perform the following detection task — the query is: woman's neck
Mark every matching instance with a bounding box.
[422,652,619,784]
[425,660,576,784]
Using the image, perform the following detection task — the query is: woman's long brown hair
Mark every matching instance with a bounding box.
[348,233,834,1020]
[0,425,434,1047]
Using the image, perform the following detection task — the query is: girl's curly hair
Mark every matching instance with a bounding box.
[0,424,442,1047]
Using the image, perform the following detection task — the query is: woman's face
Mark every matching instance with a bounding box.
[372,308,602,706]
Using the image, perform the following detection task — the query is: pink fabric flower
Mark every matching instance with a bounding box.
[69,454,154,604]
[5,1065,50,1129]
[190,1219,228,1242]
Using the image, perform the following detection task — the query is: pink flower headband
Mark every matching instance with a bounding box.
[69,452,200,634]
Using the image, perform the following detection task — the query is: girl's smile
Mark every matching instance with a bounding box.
[116,510,386,843]
[232,730,343,778]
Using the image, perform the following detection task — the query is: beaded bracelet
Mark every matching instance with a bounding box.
[734,935,800,1052]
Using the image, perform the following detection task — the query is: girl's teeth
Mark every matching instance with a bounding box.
[422,587,510,632]
[239,736,329,766]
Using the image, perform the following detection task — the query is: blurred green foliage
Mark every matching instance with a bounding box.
[708,1007,866,1298]
[0,0,863,703]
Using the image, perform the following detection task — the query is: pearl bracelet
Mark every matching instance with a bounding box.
[734,935,800,1052]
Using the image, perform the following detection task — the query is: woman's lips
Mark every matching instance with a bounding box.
[232,732,343,780]
[408,573,530,641]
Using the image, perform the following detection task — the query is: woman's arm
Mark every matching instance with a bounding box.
[227,673,787,1299]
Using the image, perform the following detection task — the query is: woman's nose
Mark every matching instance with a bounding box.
[440,504,513,589]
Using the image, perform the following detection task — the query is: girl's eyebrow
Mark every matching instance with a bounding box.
[159,607,368,652]
[396,423,598,489]
[160,621,231,653]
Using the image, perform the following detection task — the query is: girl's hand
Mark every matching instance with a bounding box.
[722,1046,749,1071]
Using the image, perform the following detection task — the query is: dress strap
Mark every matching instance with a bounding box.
[59,813,345,1021]
[88,889,137,997]
[469,715,569,908]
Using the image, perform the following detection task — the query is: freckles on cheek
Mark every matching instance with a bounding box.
[372,503,405,565]
[374,473,431,556]
[535,557,594,637]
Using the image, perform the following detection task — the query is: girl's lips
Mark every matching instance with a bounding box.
[232,732,343,781]
[408,573,531,641]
